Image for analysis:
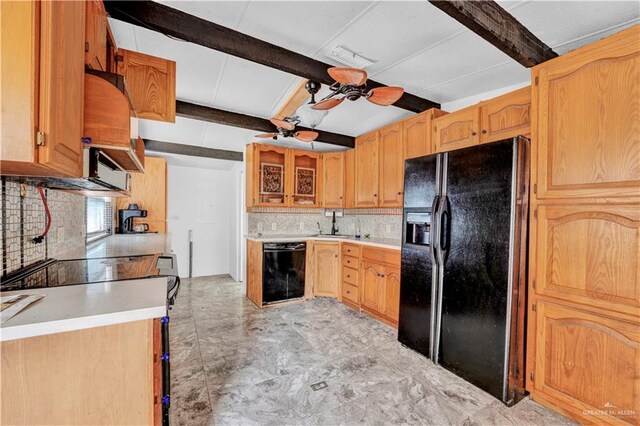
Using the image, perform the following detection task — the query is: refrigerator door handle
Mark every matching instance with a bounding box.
[438,195,450,264]
[430,195,440,264]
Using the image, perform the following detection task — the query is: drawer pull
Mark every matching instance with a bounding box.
[347,274,351,278]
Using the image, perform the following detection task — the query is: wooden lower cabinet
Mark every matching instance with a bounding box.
[313,242,340,297]
[531,301,640,425]
[361,261,385,312]
[246,239,263,307]
[360,248,401,327]
[383,266,401,323]
[1,320,158,425]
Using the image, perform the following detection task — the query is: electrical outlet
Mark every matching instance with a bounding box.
[57,226,65,242]
[257,222,263,232]
[271,222,277,231]
[386,225,391,234]
[299,222,304,231]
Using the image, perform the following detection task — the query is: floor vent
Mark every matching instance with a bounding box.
[310,381,328,391]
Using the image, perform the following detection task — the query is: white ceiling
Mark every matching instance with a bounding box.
[109,0,640,163]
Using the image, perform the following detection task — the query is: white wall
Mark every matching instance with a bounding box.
[228,162,244,281]
[441,81,530,112]
[167,164,237,278]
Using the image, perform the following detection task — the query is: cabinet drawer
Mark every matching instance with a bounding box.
[362,247,401,266]
[342,283,358,304]
[342,255,360,269]
[342,243,361,257]
[342,266,358,285]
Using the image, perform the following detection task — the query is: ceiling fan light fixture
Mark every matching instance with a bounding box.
[296,102,328,128]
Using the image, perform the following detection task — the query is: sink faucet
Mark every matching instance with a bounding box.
[317,222,322,234]
[331,211,339,235]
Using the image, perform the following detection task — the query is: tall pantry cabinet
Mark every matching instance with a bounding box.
[527,25,640,425]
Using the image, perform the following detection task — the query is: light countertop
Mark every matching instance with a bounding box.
[244,234,401,250]
[59,233,172,260]
[0,277,168,342]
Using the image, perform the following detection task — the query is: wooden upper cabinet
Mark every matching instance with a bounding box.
[534,203,640,319]
[532,26,640,200]
[289,150,322,208]
[0,0,85,178]
[533,301,640,424]
[355,131,379,207]
[38,0,86,177]
[322,152,345,208]
[403,111,430,159]
[85,0,107,71]
[379,123,404,207]
[480,86,531,144]
[116,157,168,232]
[344,148,356,208]
[433,105,480,152]
[403,108,447,159]
[246,143,322,209]
[314,242,340,297]
[117,49,176,123]
[250,144,288,207]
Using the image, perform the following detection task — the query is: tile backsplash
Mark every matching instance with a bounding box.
[248,209,403,240]
[1,179,87,276]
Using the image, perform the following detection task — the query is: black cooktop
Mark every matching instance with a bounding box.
[1,255,158,292]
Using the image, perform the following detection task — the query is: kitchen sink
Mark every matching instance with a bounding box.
[314,234,351,238]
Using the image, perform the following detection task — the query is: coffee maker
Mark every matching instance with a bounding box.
[117,204,148,234]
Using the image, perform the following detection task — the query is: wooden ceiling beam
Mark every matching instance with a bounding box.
[144,140,243,161]
[274,79,309,120]
[428,0,557,67]
[103,0,440,113]
[175,100,355,148]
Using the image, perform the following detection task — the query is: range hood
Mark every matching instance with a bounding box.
[83,71,145,173]
[7,149,130,195]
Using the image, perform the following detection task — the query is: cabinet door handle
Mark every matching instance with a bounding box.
[347,274,351,278]
[397,191,402,195]
[482,130,487,134]
[374,194,377,197]
[472,131,477,136]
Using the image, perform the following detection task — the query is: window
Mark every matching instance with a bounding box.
[86,197,112,242]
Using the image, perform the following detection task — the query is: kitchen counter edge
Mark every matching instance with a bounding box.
[244,235,401,250]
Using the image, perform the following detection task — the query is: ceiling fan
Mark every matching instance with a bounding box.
[312,67,405,111]
[254,118,319,142]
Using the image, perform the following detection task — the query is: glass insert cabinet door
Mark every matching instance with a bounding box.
[257,146,287,205]
[289,151,321,207]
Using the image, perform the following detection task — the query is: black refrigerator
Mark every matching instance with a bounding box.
[398,137,529,405]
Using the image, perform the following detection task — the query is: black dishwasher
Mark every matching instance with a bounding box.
[262,242,306,304]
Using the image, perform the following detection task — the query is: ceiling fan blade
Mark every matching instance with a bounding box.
[294,131,319,142]
[366,86,405,106]
[312,98,343,110]
[328,67,368,86]
[255,132,278,139]
[269,118,295,131]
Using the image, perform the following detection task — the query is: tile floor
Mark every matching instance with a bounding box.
[169,275,575,426]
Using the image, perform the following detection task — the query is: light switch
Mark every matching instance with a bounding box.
[271,222,277,231]
[257,222,263,232]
